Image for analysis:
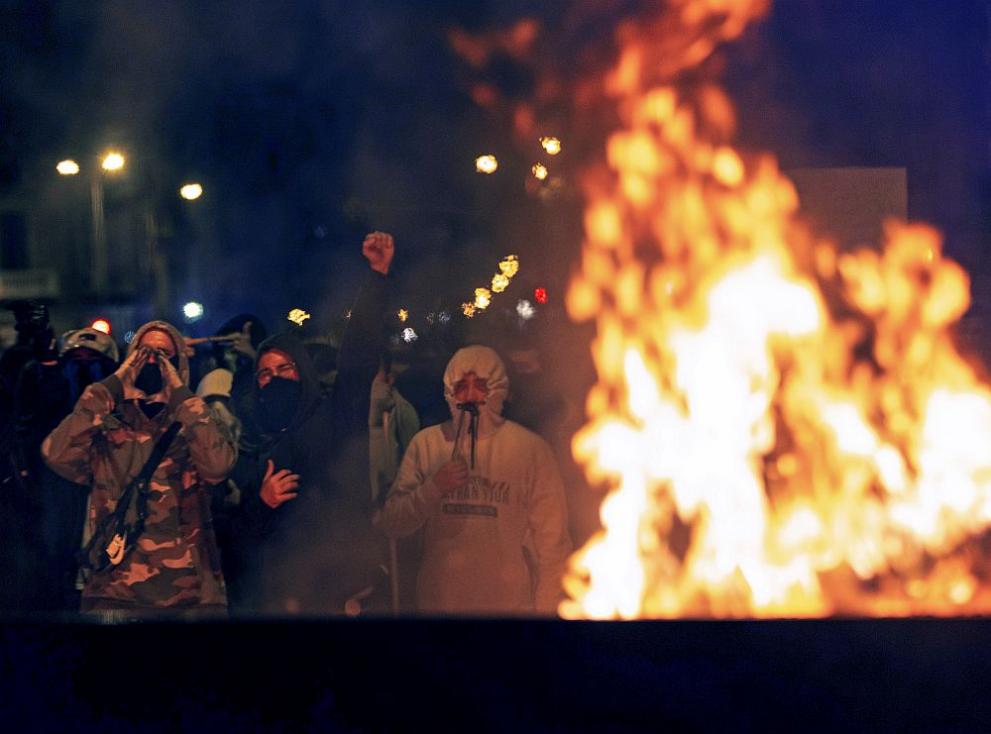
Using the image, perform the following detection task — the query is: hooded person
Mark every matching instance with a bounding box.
[41,320,237,619]
[230,231,395,616]
[375,345,572,616]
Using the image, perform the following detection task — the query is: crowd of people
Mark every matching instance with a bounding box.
[0,232,575,621]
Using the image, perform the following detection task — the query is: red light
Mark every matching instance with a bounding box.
[91,319,112,335]
[534,287,548,304]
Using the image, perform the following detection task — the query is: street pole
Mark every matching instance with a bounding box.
[145,209,169,319]
[89,172,107,298]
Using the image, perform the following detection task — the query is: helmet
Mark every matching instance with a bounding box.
[59,328,120,363]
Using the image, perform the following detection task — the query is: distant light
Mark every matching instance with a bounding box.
[402,327,418,343]
[101,152,125,172]
[426,312,436,325]
[182,301,205,322]
[516,299,536,320]
[499,255,520,278]
[531,163,549,181]
[534,287,548,304]
[475,154,498,174]
[438,311,452,324]
[492,273,510,293]
[56,159,80,176]
[474,287,492,310]
[398,308,409,323]
[462,303,476,318]
[124,330,136,344]
[539,136,562,155]
[90,319,112,335]
[288,308,312,326]
[179,183,203,201]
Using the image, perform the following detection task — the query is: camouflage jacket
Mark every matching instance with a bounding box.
[42,325,237,609]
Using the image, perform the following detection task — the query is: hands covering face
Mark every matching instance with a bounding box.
[115,346,183,393]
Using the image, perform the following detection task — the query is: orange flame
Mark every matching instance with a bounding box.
[561,0,991,618]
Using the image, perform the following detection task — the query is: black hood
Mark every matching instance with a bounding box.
[253,332,323,432]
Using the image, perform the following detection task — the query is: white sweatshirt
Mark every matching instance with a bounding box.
[377,419,572,615]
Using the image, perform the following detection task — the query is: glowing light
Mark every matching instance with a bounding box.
[516,299,536,320]
[90,319,111,335]
[492,274,510,293]
[402,327,418,343]
[56,159,80,176]
[499,255,520,278]
[101,152,125,172]
[179,183,203,201]
[532,163,549,180]
[287,308,311,326]
[123,330,136,344]
[398,308,409,323]
[462,303,477,318]
[474,287,492,310]
[438,311,452,324]
[475,154,499,174]
[182,301,204,322]
[540,136,562,155]
[534,287,548,304]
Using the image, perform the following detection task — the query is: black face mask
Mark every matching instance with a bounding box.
[257,377,303,433]
[133,354,182,396]
[134,363,163,395]
[62,357,113,406]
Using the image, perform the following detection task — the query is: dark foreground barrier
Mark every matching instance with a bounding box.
[1,618,988,731]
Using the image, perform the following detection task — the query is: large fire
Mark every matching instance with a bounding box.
[559,0,991,618]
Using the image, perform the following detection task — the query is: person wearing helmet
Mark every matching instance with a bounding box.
[375,345,572,616]
[0,326,120,613]
[42,321,237,619]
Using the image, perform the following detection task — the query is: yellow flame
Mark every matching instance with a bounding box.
[476,154,499,174]
[562,0,991,619]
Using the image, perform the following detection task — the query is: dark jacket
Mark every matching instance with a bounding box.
[232,272,390,614]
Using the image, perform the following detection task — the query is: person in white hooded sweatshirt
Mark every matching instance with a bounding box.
[375,345,572,615]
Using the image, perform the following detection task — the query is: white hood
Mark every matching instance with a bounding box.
[443,345,509,437]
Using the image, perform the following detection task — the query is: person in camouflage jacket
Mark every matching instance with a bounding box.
[42,320,237,618]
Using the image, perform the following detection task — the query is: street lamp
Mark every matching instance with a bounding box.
[101,151,125,172]
[56,159,80,176]
[182,301,204,322]
[179,183,203,201]
[54,150,126,297]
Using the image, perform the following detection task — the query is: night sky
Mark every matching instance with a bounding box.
[1,0,987,331]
